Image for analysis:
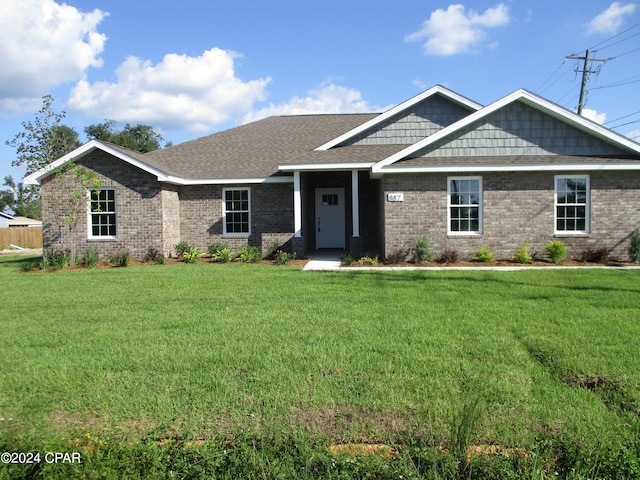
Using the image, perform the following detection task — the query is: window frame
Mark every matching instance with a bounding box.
[554,175,590,235]
[447,176,483,236]
[87,187,117,240]
[222,187,251,236]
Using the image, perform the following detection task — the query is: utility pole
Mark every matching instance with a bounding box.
[566,49,609,115]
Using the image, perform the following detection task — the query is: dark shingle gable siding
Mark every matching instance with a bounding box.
[345,94,473,146]
[414,102,626,158]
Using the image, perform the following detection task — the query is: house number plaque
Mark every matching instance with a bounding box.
[387,193,404,202]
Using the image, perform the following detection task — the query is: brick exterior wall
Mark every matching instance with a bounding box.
[41,150,166,260]
[161,185,181,257]
[39,147,639,264]
[40,151,296,260]
[178,182,295,256]
[383,171,640,261]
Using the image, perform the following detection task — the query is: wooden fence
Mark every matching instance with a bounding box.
[0,227,43,249]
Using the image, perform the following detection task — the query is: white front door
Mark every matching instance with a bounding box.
[316,188,345,249]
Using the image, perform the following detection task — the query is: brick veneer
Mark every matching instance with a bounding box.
[41,151,295,260]
[39,149,640,263]
[178,182,295,256]
[383,171,640,261]
[41,150,165,260]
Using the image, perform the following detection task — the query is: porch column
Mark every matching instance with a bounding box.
[351,169,360,237]
[293,170,302,237]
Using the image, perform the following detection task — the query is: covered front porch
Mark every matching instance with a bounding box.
[288,169,382,257]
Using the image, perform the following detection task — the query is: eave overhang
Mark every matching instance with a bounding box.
[278,162,375,172]
[375,161,640,176]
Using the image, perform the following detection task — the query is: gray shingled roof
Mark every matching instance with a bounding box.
[140,113,406,180]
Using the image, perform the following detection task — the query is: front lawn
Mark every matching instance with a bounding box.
[1,255,639,478]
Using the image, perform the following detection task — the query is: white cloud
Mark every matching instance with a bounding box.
[242,84,387,124]
[406,3,510,55]
[582,108,607,124]
[0,0,106,109]
[68,48,271,133]
[586,2,637,34]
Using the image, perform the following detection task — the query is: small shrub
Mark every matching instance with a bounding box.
[263,242,281,261]
[412,234,433,263]
[234,246,261,263]
[630,227,640,262]
[514,244,533,264]
[19,260,38,272]
[182,246,203,264]
[110,250,130,267]
[144,247,164,264]
[358,255,379,265]
[545,240,567,264]
[43,249,70,270]
[83,249,99,268]
[437,248,459,264]
[384,249,407,264]
[580,246,609,263]
[342,253,355,266]
[473,245,496,262]
[274,250,296,265]
[208,243,232,263]
[174,241,191,257]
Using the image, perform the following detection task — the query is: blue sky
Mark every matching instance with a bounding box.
[1,0,639,184]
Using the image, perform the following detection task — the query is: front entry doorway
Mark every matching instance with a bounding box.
[315,188,345,249]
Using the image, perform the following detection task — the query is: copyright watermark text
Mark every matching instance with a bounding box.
[1,451,81,464]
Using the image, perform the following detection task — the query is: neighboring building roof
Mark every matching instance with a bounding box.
[8,216,42,227]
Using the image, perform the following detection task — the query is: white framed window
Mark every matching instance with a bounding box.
[448,177,482,235]
[223,188,251,235]
[88,188,117,239]
[555,175,589,234]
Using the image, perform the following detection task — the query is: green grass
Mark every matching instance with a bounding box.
[1,254,639,478]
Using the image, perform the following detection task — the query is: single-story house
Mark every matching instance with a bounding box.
[24,85,640,261]
[0,212,42,228]
[0,212,12,229]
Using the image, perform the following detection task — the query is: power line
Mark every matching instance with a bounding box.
[589,21,640,51]
[610,46,640,59]
[593,31,640,52]
[609,119,640,129]
[535,60,567,93]
[591,75,640,90]
[604,109,640,125]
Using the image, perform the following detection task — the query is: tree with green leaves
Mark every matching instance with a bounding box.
[6,95,81,176]
[85,120,166,153]
[48,164,102,266]
[5,95,81,220]
[0,176,41,218]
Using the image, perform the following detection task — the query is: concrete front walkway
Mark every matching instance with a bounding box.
[303,254,640,271]
[303,253,342,271]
